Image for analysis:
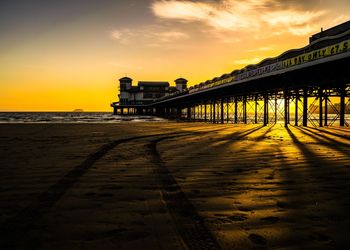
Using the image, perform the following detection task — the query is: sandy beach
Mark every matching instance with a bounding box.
[1,122,350,249]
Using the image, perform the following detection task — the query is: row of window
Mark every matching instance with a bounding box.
[143,93,165,99]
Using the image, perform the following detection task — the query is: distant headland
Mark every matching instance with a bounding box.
[73,109,84,112]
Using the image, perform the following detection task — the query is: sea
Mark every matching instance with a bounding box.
[0,112,166,123]
[1,112,349,124]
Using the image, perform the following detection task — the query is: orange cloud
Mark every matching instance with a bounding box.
[152,0,325,35]
[111,26,190,46]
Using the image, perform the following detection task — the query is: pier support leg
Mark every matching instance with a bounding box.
[264,95,268,126]
[210,102,212,122]
[340,86,345,126]
[187,107,191,121]
[324,94,328,126]
[234,98,238,124]
[275,93,278,124]
[295,90,299,126]
[221,99,224,124]
[204,103,207,122]
[319,88,323,127]
[243,96,247,124]
[266,96,269,124]
[284,91,288,127]
[226,98,229,123]
[193,106,196,121]
[200,104,203,120]
[303,88,308,127]
[177,107,182,119]
[255,96,258,124]
[287,93,290,125]
[213,101,216,123]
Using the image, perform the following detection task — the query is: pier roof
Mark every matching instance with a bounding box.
[138,81,169,86]
[119,77,132,81]
[310,20,350,43]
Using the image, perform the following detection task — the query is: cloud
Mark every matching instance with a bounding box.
[262,10,325,26]
[110,29,133,44]
[152,0,257,30]
[151,1,211,21]
[288,25,315,36]
[327,14,350,29]
[157,31,190,42]
[151,0,326,36]
[234,57,262,65]
[111,30,122,40]
[247,46,274,52]
[262,10,325,35]
[110,27,190,47]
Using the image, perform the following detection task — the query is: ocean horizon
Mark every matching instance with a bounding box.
[0,112,167,123]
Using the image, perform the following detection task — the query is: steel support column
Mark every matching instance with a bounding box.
[204,102,207,122]
[264,95,268,126]
[200,104,203,120]
[340,86,345,126]
[177,107,182,119]
[213,101,216,123]
[266,96,269,124]
[234,98,238,124]
[226,97,229,123]
[295,90,299,126]
[303,88,308,127]
[284,91,288,127]
[243,96,247,124]
[187,107,191,120]
[287,93,290,125]
[193,106,196,121]
[220,99,224,124]
[255,96,258,124]
[324,95,328,126]
[275,94,278,124]
[319,88,323,127]
[210,102,212,122]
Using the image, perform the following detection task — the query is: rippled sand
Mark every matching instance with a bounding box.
[0,123,350,249]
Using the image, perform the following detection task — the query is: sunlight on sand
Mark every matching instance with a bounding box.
[0,123,349,249]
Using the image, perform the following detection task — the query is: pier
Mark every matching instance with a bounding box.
[112,21,350,127]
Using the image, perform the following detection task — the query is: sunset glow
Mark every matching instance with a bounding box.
[1,0,350,111]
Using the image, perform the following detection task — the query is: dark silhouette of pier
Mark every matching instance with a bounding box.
[112,21,350,127]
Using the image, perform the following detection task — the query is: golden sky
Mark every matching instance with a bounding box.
[1,0,350,111]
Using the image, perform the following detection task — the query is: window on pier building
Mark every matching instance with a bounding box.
[120,84,127,91]
[143,86,166,92]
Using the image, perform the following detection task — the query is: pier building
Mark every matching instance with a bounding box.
[112,77,188,114]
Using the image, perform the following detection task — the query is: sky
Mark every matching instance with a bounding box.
[0,0,350,111]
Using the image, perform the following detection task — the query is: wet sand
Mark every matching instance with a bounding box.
[0,123,350,249]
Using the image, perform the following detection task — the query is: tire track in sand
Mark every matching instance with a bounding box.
[147,136,221,250]
[0,132,191,249]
